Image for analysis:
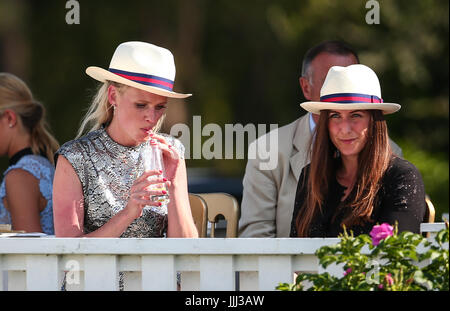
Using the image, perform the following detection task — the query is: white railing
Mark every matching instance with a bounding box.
[0,222,446,291]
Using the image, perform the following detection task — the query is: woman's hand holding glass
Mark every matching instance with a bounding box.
[125,170,169,219]
[148,134,183,183]
[141,140,170,207]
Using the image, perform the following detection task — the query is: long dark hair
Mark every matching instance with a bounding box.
[295,109,393,237]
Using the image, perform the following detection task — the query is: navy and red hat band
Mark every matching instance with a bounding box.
[320,93,383,104]
[109,68,174,91]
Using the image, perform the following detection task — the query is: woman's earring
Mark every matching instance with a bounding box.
[9,124,12,128]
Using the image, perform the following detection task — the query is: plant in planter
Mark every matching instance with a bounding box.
[277,222,449,291]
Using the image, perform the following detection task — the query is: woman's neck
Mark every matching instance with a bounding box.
[8,131,31,159]
[337,155,358,188]
[106,119,139,147]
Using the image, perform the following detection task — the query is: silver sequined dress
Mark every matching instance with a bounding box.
[56,127,185,238]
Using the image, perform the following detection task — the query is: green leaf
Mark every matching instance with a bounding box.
[276,283,291,291]
[413,271,433,290]
[436,229,449,244]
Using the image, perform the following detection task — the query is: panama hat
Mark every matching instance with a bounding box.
[300,64,400,114]
[86,41,191,99]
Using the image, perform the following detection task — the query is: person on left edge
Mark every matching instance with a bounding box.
[0,72,59,234]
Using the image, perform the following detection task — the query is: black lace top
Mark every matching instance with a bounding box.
[290,157,427,237]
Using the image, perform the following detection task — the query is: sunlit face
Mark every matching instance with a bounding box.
[108,85,167,146]
[328,110,371,159]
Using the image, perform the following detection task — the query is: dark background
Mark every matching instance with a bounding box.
[0,0,448,220]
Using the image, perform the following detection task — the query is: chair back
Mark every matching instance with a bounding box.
[424,194,435,224]
[423,194,436,238]
[188,193,208,238]
[196,193,240,238]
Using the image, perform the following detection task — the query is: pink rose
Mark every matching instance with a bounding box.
[385,273,394,286]
[370,223,394,246]
[343,268,352,276]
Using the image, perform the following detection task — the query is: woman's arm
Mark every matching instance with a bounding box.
[53,155,164,237]
[377,158,427,234]
[4,169,43,232]
[166,159,198,238]
[151,136,198,238]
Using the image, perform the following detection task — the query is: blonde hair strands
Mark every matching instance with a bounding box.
[0,73,59,164]
[76,81,165,139]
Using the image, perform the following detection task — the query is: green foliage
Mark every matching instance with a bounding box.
[0,0,448,185]
[277,224,449,291]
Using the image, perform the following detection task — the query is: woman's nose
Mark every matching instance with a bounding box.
[144,109,157,123]
[339,119,352,133]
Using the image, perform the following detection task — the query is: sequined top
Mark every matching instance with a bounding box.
[290,157,427,237]
[0,154,55,235]
[56,127,185,238]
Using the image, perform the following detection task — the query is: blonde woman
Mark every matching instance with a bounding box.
[53,41,198,238]
[0,73,59,234]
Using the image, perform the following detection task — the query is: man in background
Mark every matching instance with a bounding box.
[239,40,402,237]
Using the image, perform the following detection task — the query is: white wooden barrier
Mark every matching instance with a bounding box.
[0,223,446,291]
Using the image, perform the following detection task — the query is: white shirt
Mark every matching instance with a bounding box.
[309,113,316,133]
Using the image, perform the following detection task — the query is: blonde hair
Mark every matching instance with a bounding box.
[76,81,165,138]
[0,73,59,164]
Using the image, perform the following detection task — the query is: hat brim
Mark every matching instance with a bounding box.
[86,66,192,99]
[300,101,401,115]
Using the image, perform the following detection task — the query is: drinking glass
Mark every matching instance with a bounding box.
[140,140,170,211]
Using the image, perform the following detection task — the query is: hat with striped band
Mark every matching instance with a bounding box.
[86,41,191,99]
[300,64,400,114]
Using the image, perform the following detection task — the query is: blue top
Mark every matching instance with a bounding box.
[0,155,55,234]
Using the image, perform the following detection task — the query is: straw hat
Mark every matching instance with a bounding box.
[86,41,191,98]
[300,64,400,114]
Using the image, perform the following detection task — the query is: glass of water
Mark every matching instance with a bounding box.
[140,140,170,210]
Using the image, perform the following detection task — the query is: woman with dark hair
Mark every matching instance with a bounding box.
[0,73,59,234]
[290,64,426,237]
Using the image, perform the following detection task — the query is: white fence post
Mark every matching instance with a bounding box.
[0,257,4,291]
[84,255,118,291]
[60,255,84,291]
[258,256,293,291]
[26,255,60,290]
[141,255,177,291]
[239,271,258,291]
[179,255,200,291]
[200,255,235,291]
[8,271,26,291]
[1,254,26,291]
[180,271,200,291]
